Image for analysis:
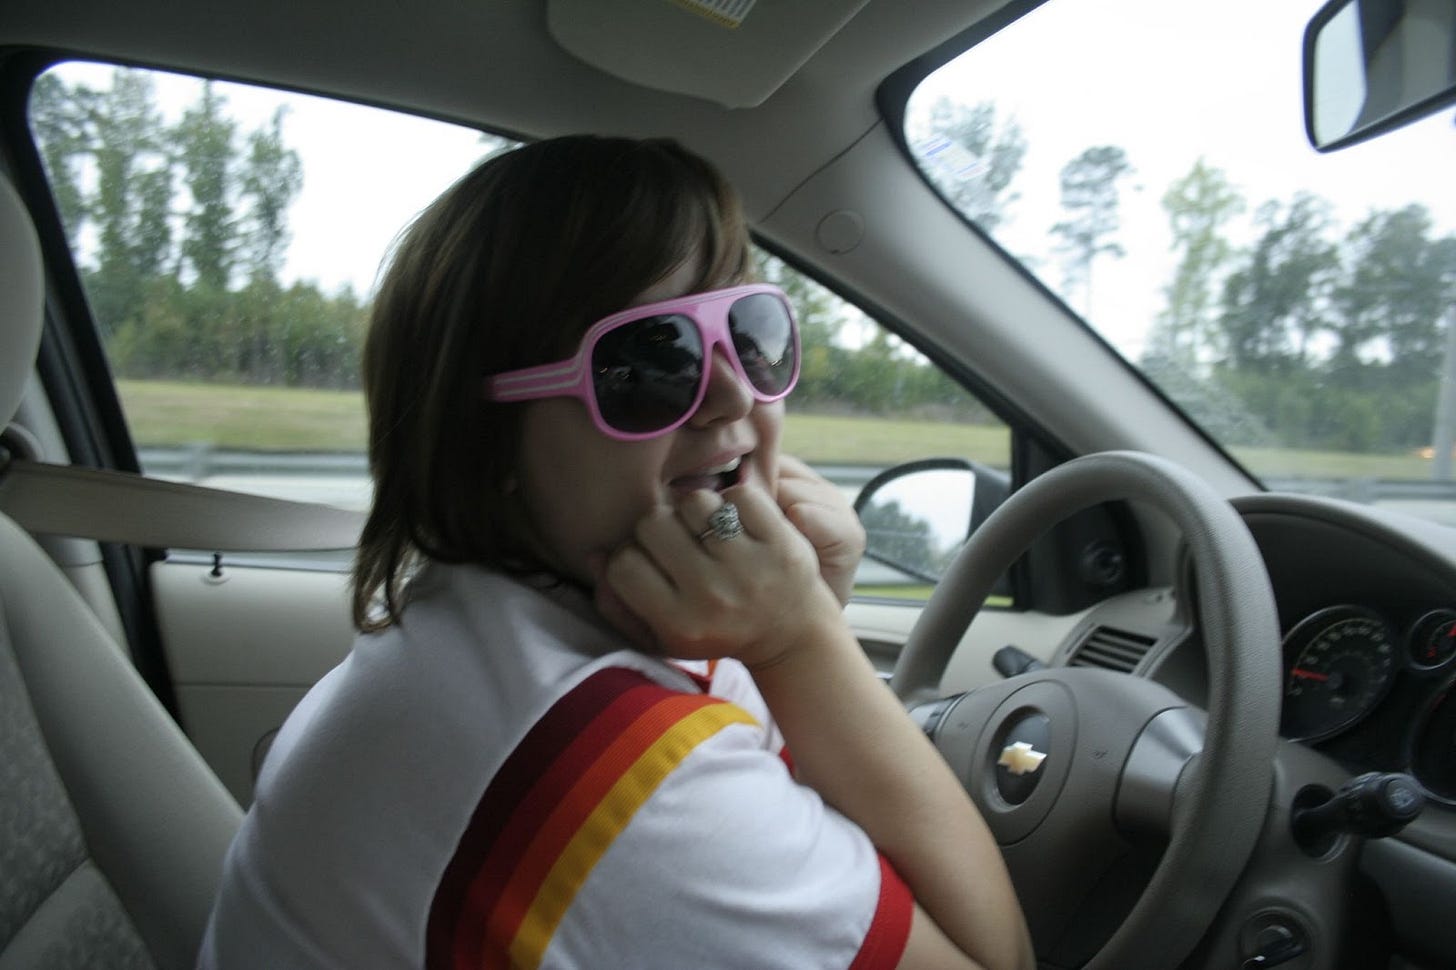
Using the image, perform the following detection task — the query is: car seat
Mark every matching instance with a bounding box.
[0,173,243,970]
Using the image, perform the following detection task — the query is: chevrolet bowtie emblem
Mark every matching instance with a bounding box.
[998,741,1048,776]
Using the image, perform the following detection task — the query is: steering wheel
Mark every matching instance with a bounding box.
[889,451,1281,969]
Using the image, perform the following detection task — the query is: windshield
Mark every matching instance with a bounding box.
[908,0,1456,525]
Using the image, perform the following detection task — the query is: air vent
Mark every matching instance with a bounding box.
[1067,626,1156,673]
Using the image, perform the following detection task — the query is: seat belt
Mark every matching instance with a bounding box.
[0,456,364,551]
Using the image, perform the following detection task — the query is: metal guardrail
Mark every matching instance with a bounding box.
[137,447,889,490]
[140,445,369,479]
[1259,476,1456,503]
[138,447,1456,504]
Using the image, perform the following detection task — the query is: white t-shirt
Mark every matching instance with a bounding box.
[199,563,911,969]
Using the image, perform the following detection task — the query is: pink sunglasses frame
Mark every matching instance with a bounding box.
[484,283,800,441]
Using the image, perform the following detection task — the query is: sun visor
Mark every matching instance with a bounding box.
[547,0,871,109]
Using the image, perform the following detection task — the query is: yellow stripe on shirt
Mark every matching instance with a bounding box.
[507,701,757,969]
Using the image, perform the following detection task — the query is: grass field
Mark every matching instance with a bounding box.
[118,380,368,451]
[116,379,1015,465]
[117,378,1440,480]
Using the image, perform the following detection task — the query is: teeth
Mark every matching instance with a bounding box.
[699,457,742,476]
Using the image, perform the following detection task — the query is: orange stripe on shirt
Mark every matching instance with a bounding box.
[484,693,750,961]
[506,700,757,969]
[464,684,667,938]
[449,676,757,970]
[430,668,686,970]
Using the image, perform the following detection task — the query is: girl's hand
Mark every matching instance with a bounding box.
[597,485,848,668]
[775,455,865,607]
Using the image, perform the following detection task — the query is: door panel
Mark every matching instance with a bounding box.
[152,560,352,803]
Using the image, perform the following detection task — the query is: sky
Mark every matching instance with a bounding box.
[50,0,1456,364]
[51,61,493,298]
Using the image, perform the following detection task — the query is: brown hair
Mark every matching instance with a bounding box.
[352,136,751,630]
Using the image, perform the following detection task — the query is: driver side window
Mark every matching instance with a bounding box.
[757,253,1012,602]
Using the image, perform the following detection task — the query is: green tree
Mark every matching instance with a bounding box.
[31,67,364,390]
[28,72,95,244]
[1146,159,1244,367]
[87,69,174,331]
[1216,193,1338,374]
[1206,194,1340,451]
[752,250,854,409]
[1050,146,1134,317]
[239,107,303,284]
[911,98,1027,231]
[858,497,953,581]
[177,81,239,290]
[1330,205,1456,385]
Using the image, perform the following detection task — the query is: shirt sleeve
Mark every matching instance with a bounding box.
[425,666,911,970]
[547,709,911,969]
[676,656,787,755]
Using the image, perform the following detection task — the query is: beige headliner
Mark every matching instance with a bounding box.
[0,0,1009,223]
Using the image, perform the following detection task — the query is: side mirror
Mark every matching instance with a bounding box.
[852,458,1009,586]
[1304,0,1456,151]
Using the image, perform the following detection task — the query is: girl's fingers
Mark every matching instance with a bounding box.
[603,539,677,611]
[773,456,865,605]
[774,454,835,503]
[590,551,661,653]
[718,483,788,542]
[673,489,745,548]
[599,485,829,661]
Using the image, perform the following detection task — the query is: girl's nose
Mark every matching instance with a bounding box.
[689,348,754,427]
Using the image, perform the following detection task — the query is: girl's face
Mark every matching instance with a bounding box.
[515,260,785,586]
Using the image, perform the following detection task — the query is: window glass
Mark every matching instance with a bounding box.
[759,254,1011,600]
[30,63,505,510]
[29,63,1010,597]
[906,0,1456,527]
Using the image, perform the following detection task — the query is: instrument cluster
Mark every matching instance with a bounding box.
[1281,604,1456,807]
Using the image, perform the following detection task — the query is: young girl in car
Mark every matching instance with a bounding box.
[200,135,1032,970]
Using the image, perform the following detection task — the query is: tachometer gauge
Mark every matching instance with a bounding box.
[1281,606,1398,742]
[1408,609,1456,671]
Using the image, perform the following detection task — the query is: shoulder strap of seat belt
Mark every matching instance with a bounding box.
[0,456,364,551]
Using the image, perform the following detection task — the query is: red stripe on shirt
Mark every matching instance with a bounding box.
[425,667,729,970]
[848,855,914,970]
[425,667,662,968]
[481,692,721,964]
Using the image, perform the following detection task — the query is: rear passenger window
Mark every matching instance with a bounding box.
[29,62,505,510]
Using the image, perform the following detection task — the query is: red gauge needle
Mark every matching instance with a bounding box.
[1291,668,1329,682]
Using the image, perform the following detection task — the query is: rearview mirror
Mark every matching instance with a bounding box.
[1304,0,1456,151]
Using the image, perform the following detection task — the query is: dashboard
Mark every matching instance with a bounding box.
[991,487,1456,966]
[1231,494,1456,814]
[1278,601,1455,806]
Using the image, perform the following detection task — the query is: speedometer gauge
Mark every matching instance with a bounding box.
[1281,606,1398,742]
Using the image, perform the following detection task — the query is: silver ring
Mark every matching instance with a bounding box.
[696,502,743,543]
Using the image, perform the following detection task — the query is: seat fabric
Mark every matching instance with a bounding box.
[0,173,243,970]
[0,609,156,970]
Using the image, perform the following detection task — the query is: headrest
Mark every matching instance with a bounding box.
[0,176,44,431]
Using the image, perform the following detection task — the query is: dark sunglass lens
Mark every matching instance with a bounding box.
[728,294,796,394]
[591,314,703,433]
